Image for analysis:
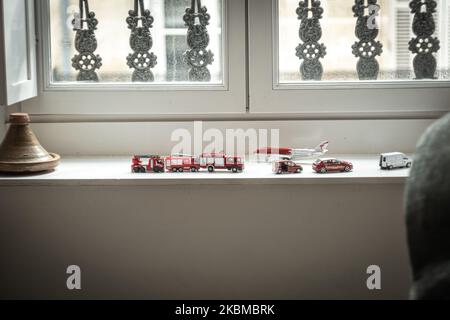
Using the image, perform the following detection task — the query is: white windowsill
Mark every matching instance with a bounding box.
[0,155,410,186]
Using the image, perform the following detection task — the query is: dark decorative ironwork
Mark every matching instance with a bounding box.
[408,0,440,79]
[71,0,102,82]
[352,0,383,80]
[183,0,214,82]
[295,0,326,81]
[126,0,157,82]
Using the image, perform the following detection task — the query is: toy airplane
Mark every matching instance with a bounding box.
[255,141,329,162]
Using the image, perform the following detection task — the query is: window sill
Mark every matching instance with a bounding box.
[0,155,410,187]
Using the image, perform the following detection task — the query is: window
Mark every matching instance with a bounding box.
[48,0,224,85]
[0,0,37,106]
[276,0,450,83]
[248,0,450,116]
[3,0,449,119]
[24,0,246,115]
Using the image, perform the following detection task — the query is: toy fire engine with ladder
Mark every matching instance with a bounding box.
[132,153,244,173]
[131,155,165,173]
[198,153,244,173]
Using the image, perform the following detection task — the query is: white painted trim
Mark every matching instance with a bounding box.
[25,110,446,123]
[273,80,450,90]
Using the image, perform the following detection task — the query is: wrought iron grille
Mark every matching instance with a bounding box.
[183,0,215,82]
[71,0,102,81]
[295,0,327,81]
[68,0,218,83]
[64,0,446,83]
[352,0,383,80]
[126,0,158,82]
[408,0,441,79]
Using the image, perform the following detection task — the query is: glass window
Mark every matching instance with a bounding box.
[277,0,450,83]
[48,0,224,84]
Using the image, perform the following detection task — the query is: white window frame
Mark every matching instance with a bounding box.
[0,0,37,106]
[22,0,247,116]
[248,0,450,118]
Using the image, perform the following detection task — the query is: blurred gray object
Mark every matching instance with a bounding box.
[406,113,450,300]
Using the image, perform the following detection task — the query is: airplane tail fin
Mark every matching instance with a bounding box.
[315,141,329,153]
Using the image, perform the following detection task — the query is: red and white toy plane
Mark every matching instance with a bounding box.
[256,141,329,162]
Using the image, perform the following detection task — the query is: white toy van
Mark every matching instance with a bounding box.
[379,152,412,170]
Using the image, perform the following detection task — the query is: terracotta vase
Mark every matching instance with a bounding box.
[0,113,60,173]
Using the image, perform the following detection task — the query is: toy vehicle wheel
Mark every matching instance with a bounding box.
[190,167,197,172]
[320,168,327,174]
[232,167,238,173]
[140,167,146,173]
[172,168,178,173]
[344,166,351,172]
[388,166,393,170]
[406,163,412,168]
[132,167,141,173]
[208,166,215,173]
[296,168,302,173]
[178,168,184,173]
[277,170,282,175]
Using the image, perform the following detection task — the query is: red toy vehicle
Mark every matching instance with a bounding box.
[199,153,244,173]
[313,158,353,173]
[132,155,165,173]
[165,155,201,172]
[132,153,245,174]
[273,160,303,174]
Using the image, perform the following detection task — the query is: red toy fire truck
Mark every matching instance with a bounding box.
[131,153,244,173]
[131,155,165,173]
[199,153,244,173]
[165,155,201,172]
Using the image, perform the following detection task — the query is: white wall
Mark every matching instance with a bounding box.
[0,183,411,300]
[0,106,421,300]
[29,119,434,156]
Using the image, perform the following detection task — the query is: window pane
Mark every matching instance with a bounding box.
[49,0,224,84]
[278,0,450,83]
[165,35,190,81]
